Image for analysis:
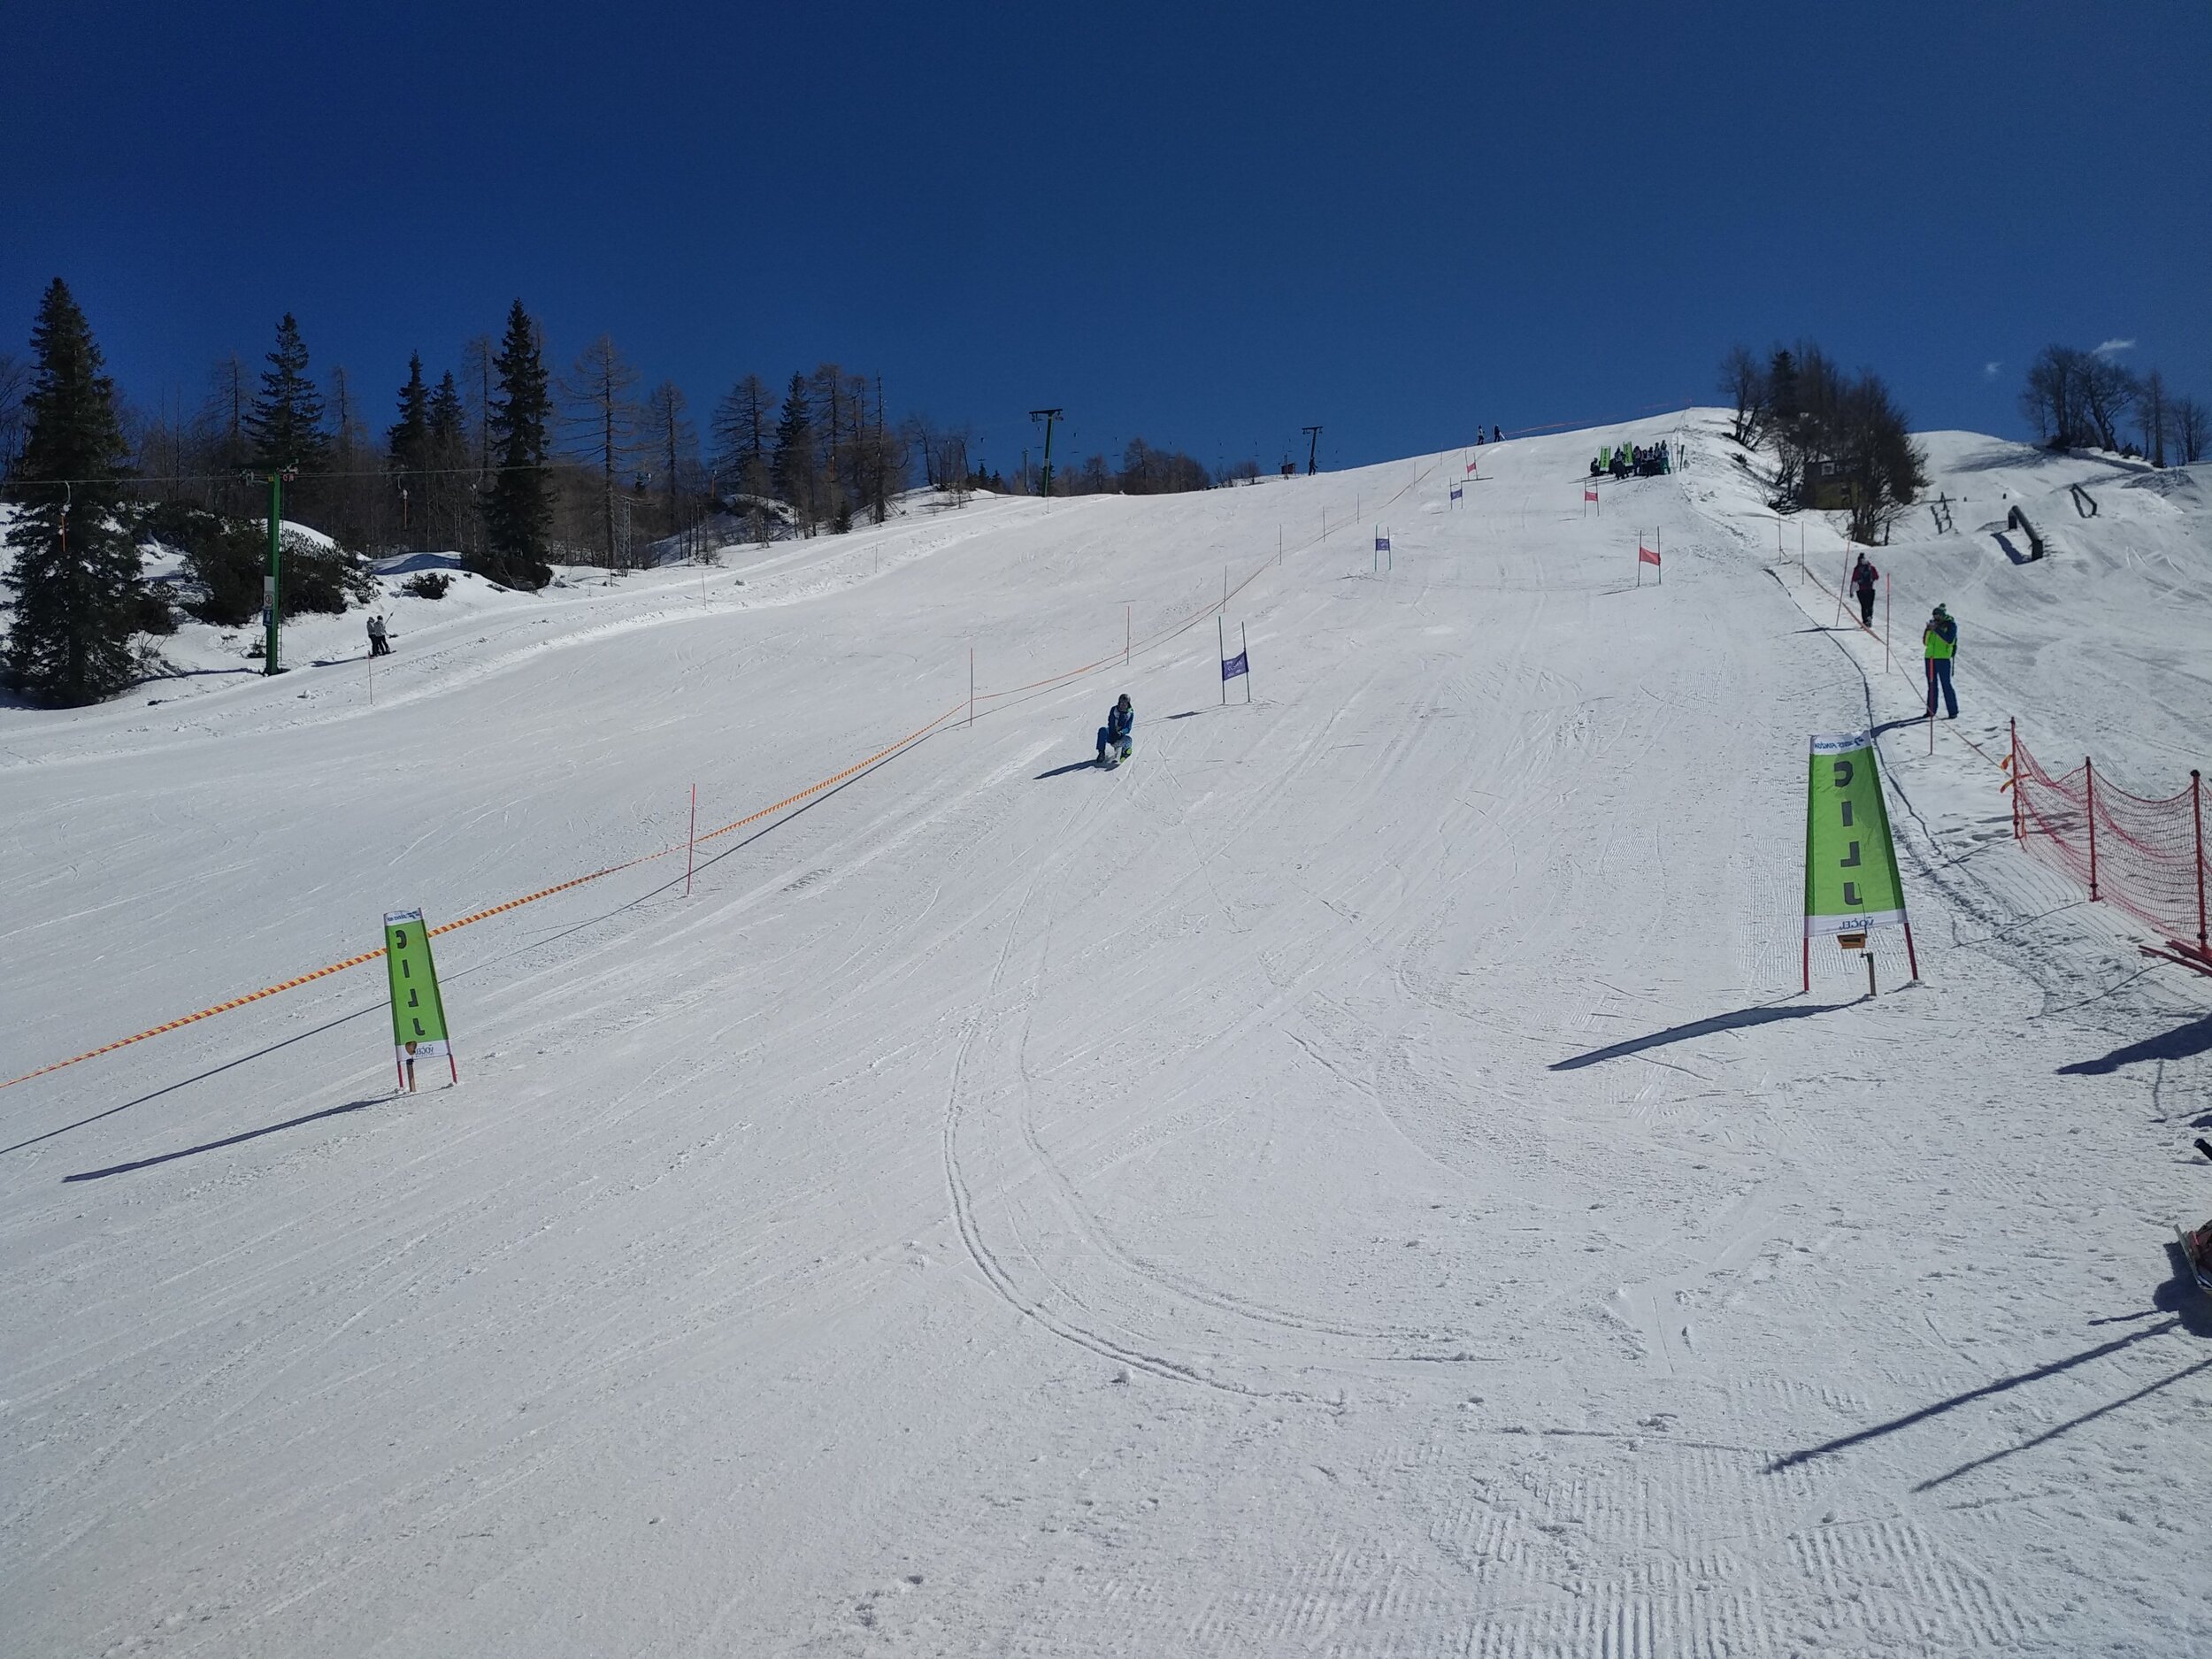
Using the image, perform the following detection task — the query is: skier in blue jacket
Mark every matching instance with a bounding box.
[1096,694,1134,763]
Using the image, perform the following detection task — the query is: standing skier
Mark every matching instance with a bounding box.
[1923,604,1959,719]
[366,613,392,657]
[1096,693,1134,764]
[1850,554,1880,628]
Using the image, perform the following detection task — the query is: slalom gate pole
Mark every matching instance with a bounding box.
[1217,616,1227,707]
[1884,573,1892,670]
[967,648,974,728]
[1801,933,1810,996]
[1125,603,1132,665]
[2085,756,2099,899]
[686,783,697,898]
[1902,918,1920,981]
[2010,719,2024,839]
[1241,622,1252,703]
[2192,770,2207,955]
[1834,551,1847,625]
[1657,526,1663,584]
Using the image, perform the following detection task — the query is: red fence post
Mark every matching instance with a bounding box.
[2193,769,2207,955]
[2085,756,2099,902]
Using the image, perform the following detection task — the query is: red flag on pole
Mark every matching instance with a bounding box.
[1638,542,1661,566]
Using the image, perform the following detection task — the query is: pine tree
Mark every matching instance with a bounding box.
[479,300,552,589]
[388,353,432,549]
[244,313,331,474]
[2,279,142,704]
[772,372,816,534]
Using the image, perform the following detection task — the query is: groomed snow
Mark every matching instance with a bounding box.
[3,413,2208,1656]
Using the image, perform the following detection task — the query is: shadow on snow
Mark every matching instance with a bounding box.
[1549,1001,1855,1071]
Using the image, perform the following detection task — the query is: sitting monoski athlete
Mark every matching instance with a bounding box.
[1096,693,1134,764]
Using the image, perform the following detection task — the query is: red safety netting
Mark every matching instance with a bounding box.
[2011,731,2209,960]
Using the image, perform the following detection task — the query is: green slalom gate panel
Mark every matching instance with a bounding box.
[1803,733,1909,937]
[383,907,452,1061]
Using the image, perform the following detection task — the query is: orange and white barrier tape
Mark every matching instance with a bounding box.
[0,701,964,1094]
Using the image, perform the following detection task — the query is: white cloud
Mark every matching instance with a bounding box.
[2093,338,2136,357]
[1983,361,2003,380]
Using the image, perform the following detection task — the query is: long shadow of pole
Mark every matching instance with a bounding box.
[1551,1001,1855,1071]
[1912,1356,2212,1491]
[1767,1318,2186,1474]
[65,1098,380,1182]
[1,1004,380,1158]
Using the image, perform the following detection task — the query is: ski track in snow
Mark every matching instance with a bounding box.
[2,420,2208,1656]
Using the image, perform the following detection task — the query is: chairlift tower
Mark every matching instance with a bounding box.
[1302,426,1323,475]
[242,463,298,674]
[1030,409,1064,499]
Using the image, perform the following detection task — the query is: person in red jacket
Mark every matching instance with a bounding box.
[1850,556,1879,628]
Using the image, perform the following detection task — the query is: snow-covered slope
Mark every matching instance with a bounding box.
[3,415,2208,1656]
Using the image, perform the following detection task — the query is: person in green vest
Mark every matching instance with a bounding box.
[1923,604,1959,718]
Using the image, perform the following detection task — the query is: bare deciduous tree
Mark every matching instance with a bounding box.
[2079,353,2138,452]
[459,334,495,479]
[2019,345,2137,450]
[2172,396,2209,466]
[1717,345,1765,445]
[2019,345,2092,448]
[711,374,773,486]
[642,380,698,554]
[560,335,642,572]
[2138,369,2169,467]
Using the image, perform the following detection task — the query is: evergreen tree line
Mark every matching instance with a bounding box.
[0,282,1246,704]
[0,291,1247,591]
[1718,342,1929,543]
[0,285,1239,703]
[0,281,384,704]
[2016,344,2207,465]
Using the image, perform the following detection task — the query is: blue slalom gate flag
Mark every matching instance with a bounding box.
[1449,485,1463,503]
[1375,532,1391,552]
[1222,650,1248,681]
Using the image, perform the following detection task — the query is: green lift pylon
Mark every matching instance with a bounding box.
[247,464,299,675]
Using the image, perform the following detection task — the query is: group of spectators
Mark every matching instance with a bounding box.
[1588,440,1674,480]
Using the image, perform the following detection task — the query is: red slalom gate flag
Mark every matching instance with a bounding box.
[1638,542,1661,566]
[1583,487,1599,503]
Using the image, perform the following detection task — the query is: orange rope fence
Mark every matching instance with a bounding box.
[5,458,1448,1096]
[0,702,965,1094]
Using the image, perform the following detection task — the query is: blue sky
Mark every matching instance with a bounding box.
[5,0,2206,472]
